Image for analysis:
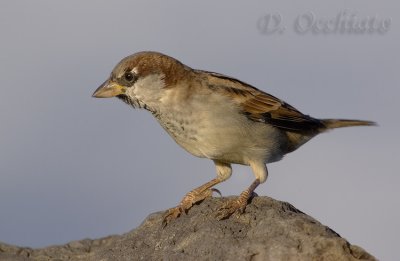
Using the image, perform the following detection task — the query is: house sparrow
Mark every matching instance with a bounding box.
[92,51,375,226]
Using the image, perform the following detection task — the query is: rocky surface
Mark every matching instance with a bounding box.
[0,196,377,261]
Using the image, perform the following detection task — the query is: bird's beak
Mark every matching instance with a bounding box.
[92,80,126,98]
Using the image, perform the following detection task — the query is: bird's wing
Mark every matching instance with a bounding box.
[203,71,323,133]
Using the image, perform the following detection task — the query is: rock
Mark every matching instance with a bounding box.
[0,196,377,261]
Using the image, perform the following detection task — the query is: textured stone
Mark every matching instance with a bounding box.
[0,196,377,261]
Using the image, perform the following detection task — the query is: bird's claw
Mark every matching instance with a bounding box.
[215,198,246,220]
[215,190,257,220]
[162,206,184,227]
[162,188,218,227]
[210,188,222,197]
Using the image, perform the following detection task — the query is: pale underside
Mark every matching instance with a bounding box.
[153,93,290,166]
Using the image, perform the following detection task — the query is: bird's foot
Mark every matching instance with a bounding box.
[162,188,220,227]
[215,191,254,220]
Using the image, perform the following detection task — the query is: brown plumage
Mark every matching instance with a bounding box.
[92,51,376,226]
[200,70,375,133]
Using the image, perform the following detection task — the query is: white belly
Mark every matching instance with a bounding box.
[154,105,288,165]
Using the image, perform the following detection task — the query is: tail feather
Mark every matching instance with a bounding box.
[321,119,377,129]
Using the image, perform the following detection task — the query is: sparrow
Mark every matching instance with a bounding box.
[92,51,375,226]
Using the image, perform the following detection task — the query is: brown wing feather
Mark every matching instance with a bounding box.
[202,71,324,133]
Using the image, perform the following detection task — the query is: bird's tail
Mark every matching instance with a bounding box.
[321,119,377,130]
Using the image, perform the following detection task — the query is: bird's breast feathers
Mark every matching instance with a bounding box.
[153,92,288,165]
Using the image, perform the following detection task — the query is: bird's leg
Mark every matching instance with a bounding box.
[163,161,232,227]
[216,162,267,220]
[216,179,260,220]
[162,178,222,227]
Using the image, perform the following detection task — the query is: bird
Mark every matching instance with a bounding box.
[92,51,375,226]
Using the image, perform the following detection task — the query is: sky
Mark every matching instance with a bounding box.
[0,1,398,260]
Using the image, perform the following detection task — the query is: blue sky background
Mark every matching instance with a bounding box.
[0,1,398,260]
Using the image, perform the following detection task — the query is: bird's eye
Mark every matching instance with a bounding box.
[124,72,135,82]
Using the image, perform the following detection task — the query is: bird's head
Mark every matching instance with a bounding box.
[92,51,191,110]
